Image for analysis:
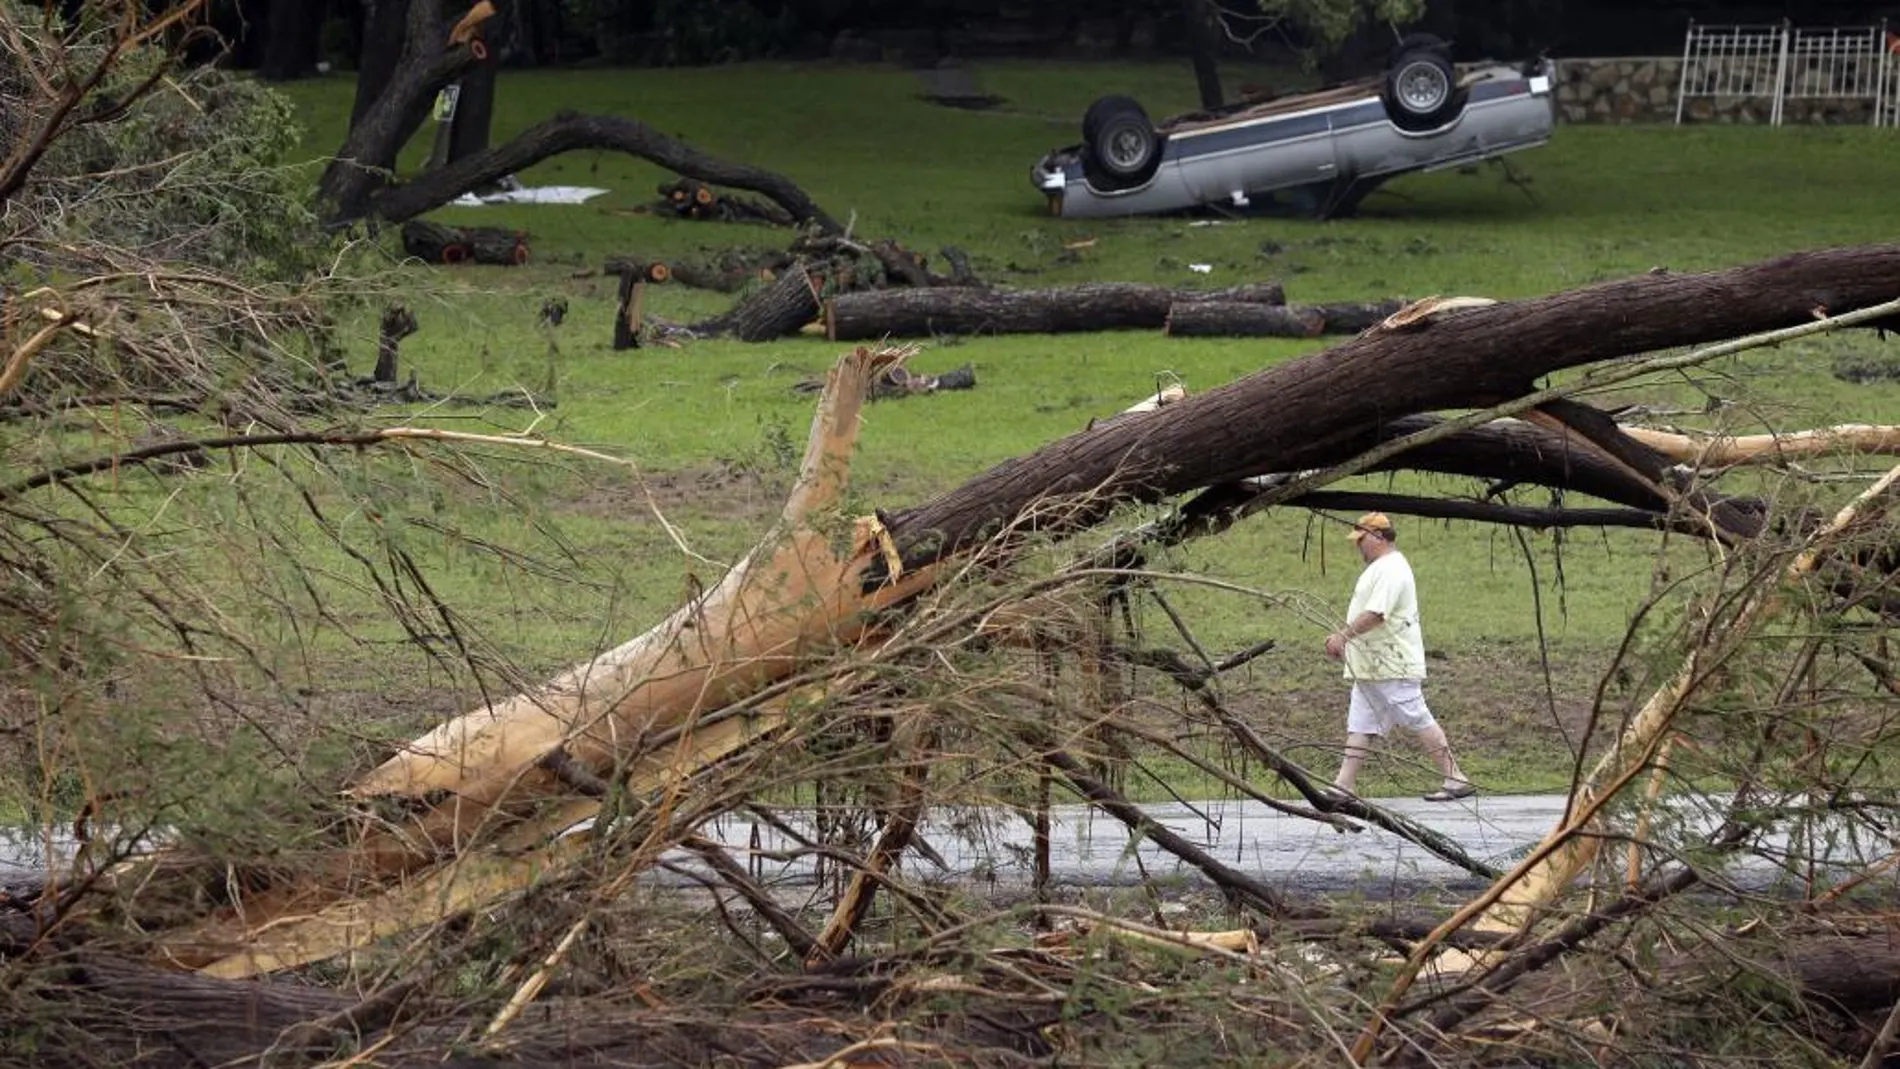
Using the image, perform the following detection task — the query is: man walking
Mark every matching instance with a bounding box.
[1323,513,1476,802]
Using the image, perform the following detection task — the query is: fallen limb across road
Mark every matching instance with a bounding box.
[13,245,1900,1069]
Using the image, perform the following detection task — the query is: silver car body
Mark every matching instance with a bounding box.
[1033,59,1557,218]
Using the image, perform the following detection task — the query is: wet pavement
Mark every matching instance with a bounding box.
[7,793,1878,900]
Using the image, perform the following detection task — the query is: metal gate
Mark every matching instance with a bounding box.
[1675,20,1897,125]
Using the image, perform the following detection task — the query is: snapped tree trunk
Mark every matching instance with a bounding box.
[824,281,1287,341]
[103,243,1900,980]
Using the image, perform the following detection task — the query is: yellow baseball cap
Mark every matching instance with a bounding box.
[1348,512,1394,542]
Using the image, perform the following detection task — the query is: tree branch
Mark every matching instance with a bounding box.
[352,112,839,232]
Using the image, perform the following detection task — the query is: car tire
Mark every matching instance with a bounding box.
[1382,38,1463,131]
[1081,95,1162,186]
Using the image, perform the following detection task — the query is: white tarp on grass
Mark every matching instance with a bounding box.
[451,185,610,207]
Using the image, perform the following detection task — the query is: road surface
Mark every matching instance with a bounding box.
[5,794,1874,899]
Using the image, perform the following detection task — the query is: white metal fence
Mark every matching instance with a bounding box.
[1675,20,1899,125]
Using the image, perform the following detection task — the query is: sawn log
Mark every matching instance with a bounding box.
[824,281,1287,341]
[1164,298,1408,337]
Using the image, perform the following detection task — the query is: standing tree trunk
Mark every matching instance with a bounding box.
[259,0,328,81]
[350,0,411,130]
[1182,0,1224,110]
[318,0,837,230]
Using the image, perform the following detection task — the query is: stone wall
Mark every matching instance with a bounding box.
[1553,55,1892,124]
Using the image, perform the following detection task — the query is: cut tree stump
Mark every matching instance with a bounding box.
[372,304,418,382]
[612,260,671,350]
[400,219,529,266]
[824,281,1287,341]
[1164,299,1409,338]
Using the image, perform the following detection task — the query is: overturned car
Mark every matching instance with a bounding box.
[1032,36,1556,219]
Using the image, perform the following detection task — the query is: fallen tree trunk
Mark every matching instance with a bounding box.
[873,244,1900,580]
[0,938,1020,1068]
[316,0,837,231]
[1165,300,1324,337]
[688,265,822,341]
[1165,298,1407,337]
[823,281,1287,341]
[605,250,790,293]
[356,112,839,231]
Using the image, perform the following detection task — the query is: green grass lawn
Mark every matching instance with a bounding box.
[178,60,1900,799]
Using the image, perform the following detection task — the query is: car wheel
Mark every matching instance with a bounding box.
[1382,41,1463,130]
[1081,96,1160,181]
[1390,52,1453,117]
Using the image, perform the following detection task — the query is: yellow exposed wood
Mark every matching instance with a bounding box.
[172,347,950,975]
[1621,423,1900,466]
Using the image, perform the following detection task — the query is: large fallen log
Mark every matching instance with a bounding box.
[872,245,1900,580]
[688,264,822,341]
[823,281,1287,340]
[1165,298,1408,338]
[339,112,839,232]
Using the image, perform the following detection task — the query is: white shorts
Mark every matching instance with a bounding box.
[1347,679,1438,736]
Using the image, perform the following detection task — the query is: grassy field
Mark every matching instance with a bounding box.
[235,60,1900,798]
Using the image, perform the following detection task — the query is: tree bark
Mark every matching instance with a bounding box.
[824,281,1287,341]
[350,0,411,130]
[1181,0,1224,110]
[1165,299,1408,337]
[873,244,1900,579]
[690,265,822,341]
[322,0,479,218]
[1161,415,1761,548]
[1166,301,1325,338]
[611,265,666,350]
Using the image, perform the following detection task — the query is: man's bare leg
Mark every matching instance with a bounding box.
[1333,732,1377,793]
[1413,723,1469,790]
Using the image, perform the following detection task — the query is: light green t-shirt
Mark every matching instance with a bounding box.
[1343,550,1427,681]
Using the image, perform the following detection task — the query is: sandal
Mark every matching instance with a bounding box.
[1423,783,1478,802]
